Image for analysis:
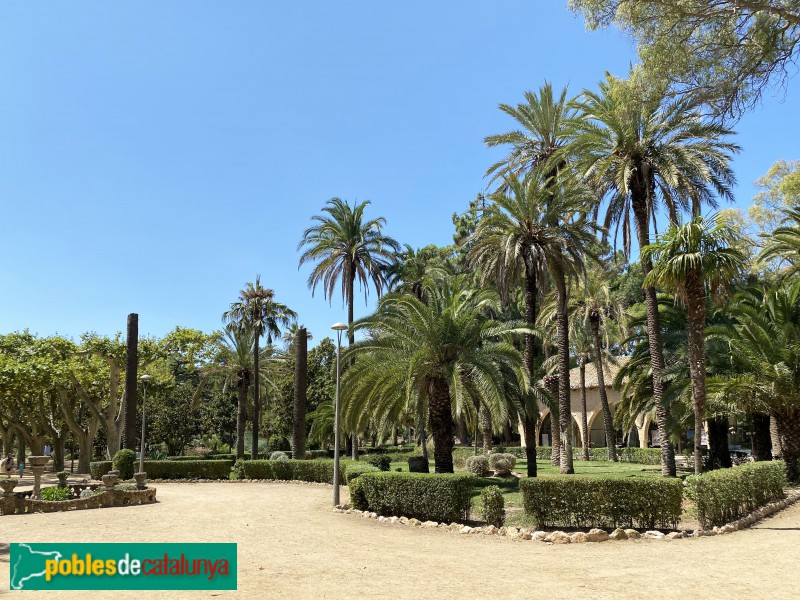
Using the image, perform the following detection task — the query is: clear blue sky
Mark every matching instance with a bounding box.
[1,1,797,346]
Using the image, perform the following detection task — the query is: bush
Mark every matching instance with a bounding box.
[494,446,526,459]
[80,488,99,499]
[345,463,381,484]
[114,483,139,491]
[90,461,113,480]
[533,446,662,465]
[41,486,72,501]
[481,485,505,527]
[269,451,289,461]
[489,453,516,476]
[349,472,474,522]
[239,459,336,483]
[465,455,490,476]
[685,461,787,529]
[365,455,391,471]
[91,460,232,480]
[520,476,683,530]
[112,449,137,480]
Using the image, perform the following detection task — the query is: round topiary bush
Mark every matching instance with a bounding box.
[488,453,515,476]
[480,485,505,527]
[466,455,490,477]
[112,449,137,480]
[269,451,289,461]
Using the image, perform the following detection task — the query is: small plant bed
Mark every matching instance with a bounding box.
[1,483,157,515]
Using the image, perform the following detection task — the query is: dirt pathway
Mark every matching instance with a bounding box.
[1,481,798,599]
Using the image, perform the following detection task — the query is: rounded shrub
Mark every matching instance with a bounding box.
[365,455,391,471]
[269,451,289,461]
[480,485,505,527]
[112,449,137,480]
[41,486,72,501]
[488,453,515,476]
[79,488,98,499]
[466,455,490,477]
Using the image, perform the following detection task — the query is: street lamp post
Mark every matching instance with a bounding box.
[139,374,152,474]
[331,322,348,506]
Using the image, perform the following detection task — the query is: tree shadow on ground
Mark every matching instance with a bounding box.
[0,542,9,563]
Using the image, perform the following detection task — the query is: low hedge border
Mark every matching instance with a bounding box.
[349,472,473,523]
[520,476,683,530]
[236,459,338,483]
[685,461,787,529]
[90,460,232,480]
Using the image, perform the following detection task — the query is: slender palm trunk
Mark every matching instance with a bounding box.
[236,378,248,460]
[252,334,260,459]
[427,377,454,473]
[632,194,677,477]
[522,267,538,476]
[554,272,574,474]
[123,313,138,451]
[292,327,308,460]
[685,270,707,475]
[589,314,617,461]
[481,405,492,454]
[545,375,561,466]
[579,360,589,460]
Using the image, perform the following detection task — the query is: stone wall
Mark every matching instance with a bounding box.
[0,487,157,515]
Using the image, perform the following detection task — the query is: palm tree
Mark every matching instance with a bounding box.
[215,325,255,460]
[298,198,399,459]
[470,169,597,474]
[570,72,739,476]
[223,277,296,459]
[759,206,800,277]
[643,214,745,474]
[719,281,800,482]
[342,276,531,473]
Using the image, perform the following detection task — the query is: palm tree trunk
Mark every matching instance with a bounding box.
[632,197,676,477]
[522,266,539,477]
[579,360,590,461]
[236,380,248,460]
[554,271,574,474]
[252,335,260,460]
[751,412,772,461]
[123,313,139,451]
[481,405,492,454]
[427,377,454,473]
[589,314,617,461]
[292,327,308,460]
[545,375,561,466]
[685,271,707,475]
[773,408,800,482]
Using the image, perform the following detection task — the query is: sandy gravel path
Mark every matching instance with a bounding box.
[1,481,798,599]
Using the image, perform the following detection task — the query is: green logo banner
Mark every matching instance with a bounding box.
[9,543,237,590]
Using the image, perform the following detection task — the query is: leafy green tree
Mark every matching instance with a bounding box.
[342,277,530,473]
[751,160,800,234]
[570,72,739,476]
[223,277,296,459]
[569,1,800,118]
[760,206,800,278]
[643,214,746,474]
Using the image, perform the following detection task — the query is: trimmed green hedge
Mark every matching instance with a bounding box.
[686,461,787,528]
[90,460,232,480]
[520,476,683,529]
[344,463,381,484]
[238,459,337,483]
[530,446,663,465]
[350,472,474,522]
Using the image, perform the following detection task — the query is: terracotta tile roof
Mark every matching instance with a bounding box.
[568,356,630,390]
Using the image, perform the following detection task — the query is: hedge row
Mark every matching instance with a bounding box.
[236,459,348,483]
[527,446,663,465]
[686,461,787,528]
[350,472,474,523]
[520,476,683,530]
[90,460,232,480]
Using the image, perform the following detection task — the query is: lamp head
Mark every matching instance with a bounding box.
[330,323,348,331]
[140,374,153,382]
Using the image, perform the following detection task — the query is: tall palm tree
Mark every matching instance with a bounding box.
[214,325,255,460]
[223,277,296,459]
[298,198,400,345]
[570,72,739,476]
[643,214,745,474]
[470,169,597,474]
[298,198,399,459]
[342,276,531,473]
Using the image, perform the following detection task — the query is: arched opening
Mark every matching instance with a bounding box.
[539,412,552,447]
[588,409,624,448]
